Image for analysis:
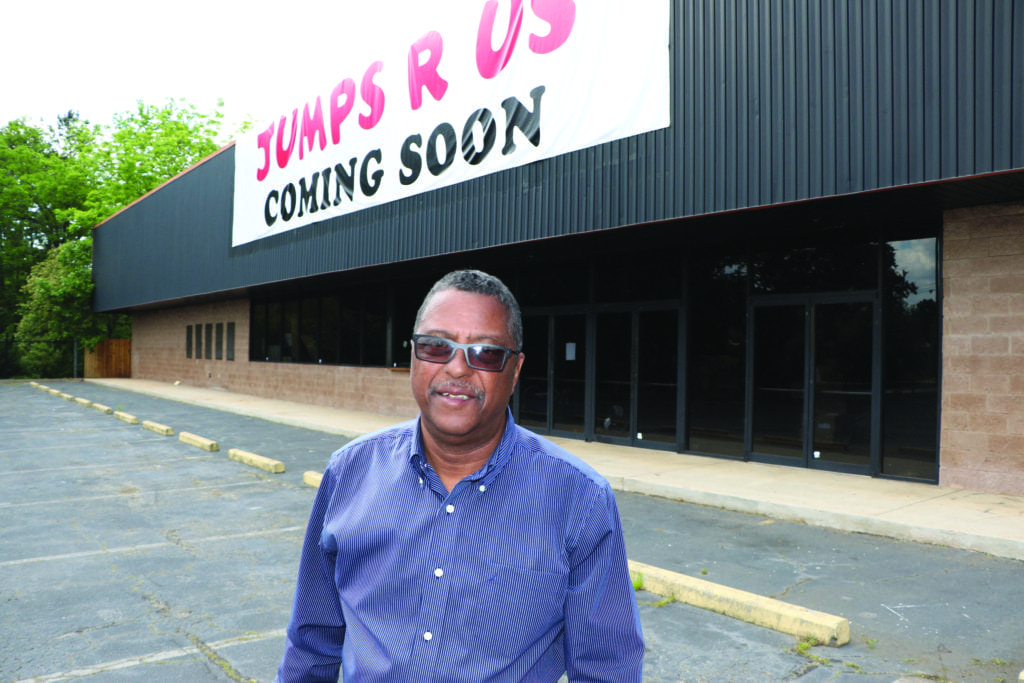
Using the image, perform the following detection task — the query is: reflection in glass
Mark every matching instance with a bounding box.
[687,257,747,456]
[595,312,632,439]
[882,238,939,480]
[812,302,872,467]
[752,242,877,293]
[637,310,678,444]
[752,305,805,458]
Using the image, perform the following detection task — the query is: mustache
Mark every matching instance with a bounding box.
[428,382,483,399]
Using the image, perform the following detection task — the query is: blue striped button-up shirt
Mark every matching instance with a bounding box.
[276,410,644,682]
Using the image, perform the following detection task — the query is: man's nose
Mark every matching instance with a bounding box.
[444,347,473,376]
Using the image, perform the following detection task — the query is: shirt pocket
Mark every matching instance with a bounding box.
[471,563,568,657]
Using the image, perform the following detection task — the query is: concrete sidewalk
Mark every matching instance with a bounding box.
[86,378,1024,562]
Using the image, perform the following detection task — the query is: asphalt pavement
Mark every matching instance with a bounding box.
[2,380,1022,682]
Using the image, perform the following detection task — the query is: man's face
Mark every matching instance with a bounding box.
[411,289,524,451]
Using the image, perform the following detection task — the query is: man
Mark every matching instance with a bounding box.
[276,270,644,682]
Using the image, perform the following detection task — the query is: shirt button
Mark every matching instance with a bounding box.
[434,567,444,578]
[445,504,455,514]
[478,484,487,493]
[419,477,424,486]
[423,631,433,641]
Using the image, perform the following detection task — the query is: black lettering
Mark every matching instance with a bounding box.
[281,183,297,221]
[360,149,383,196]
[462,108,496,166]
[501,85,545,155]
[320,167,332,210]
[334,159,357,204]
[298,172,320,217]
[264,189,279,227]
[400,134,423,186]
[427,122,457,176]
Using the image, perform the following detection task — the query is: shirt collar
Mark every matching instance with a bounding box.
[408,408,517,486]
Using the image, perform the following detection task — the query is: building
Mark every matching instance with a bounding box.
[93,0,1024,496]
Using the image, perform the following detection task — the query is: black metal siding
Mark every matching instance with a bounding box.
[94,0,1024,312]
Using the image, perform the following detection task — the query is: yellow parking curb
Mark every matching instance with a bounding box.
[303,471,324,488]
[628,560,850,646]
[228,448,285,474]
[179,431,219,452]
[92,402,114,414]
[73,397,93,407]
[142,420,174,436]
[114,410,140,424]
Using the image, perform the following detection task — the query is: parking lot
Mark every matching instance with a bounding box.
[2,380,1022,682]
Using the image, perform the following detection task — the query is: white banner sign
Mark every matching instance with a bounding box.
[232,0,670,247]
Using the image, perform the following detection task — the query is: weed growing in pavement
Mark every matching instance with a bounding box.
[794,636,829,665]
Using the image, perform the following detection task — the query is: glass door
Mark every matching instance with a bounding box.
[751,304,806,461]
[593,309,678,447]
[811,301,874,469]
[749,296,877,473]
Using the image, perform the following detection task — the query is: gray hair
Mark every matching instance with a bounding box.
[414,270,522,351]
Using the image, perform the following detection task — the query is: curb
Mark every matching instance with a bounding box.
[73,397,93,407]
[114,411,140,424]
[179,431,219,452]
[142,420,174,436]
[92,402,114,414]
[627,560,850,646]
[303,471,324,488]
[228,448,285,474]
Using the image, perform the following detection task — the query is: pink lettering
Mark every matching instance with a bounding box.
[300,97,328,160]
[330,78,356,144]
[529,0,575,54]
[476,0,524,79]
[256,122,274,181]
[359,61,386,130]
[408,31,449,110]
[276,109,299,169]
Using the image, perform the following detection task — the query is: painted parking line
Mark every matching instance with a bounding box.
[0,525,305,568]
[14,628,288,682]
[0,481,263,510]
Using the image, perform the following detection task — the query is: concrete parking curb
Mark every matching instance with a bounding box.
[303,471,324,488]
[91,402,114,414]
[228,448,285,474]
[179,431,219,452]
[114,410,140,424]
[627,560,850,646]
[73,397,93,407]
[142,420,174,436]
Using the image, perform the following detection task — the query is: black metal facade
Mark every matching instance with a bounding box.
[93,0,1024,312]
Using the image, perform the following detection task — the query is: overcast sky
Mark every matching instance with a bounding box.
[1,0,375,140]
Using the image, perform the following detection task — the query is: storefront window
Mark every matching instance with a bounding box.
[881,238,939,480]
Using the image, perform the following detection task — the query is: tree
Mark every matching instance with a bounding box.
[0,113,95,333]
[63,99,224,232]
[2,99,224,377]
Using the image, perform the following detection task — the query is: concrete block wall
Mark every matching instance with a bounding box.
[131,299,419,420]
[942,202,1024,496]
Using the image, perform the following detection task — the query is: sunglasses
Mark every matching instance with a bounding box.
[411,334,520,372]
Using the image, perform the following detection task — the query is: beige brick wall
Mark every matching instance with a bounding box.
[942,201,1024,495]
[131,298,419,420]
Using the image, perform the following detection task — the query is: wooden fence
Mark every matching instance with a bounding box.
[85,339,131,378]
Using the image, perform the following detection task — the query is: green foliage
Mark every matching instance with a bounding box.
[14,239,130,376]
[1,99,223,377]
[63,99,224,232]
[0,112,95,341]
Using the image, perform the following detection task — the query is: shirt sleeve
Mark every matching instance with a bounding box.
[562,483,645,682]
[276,466,347,683]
